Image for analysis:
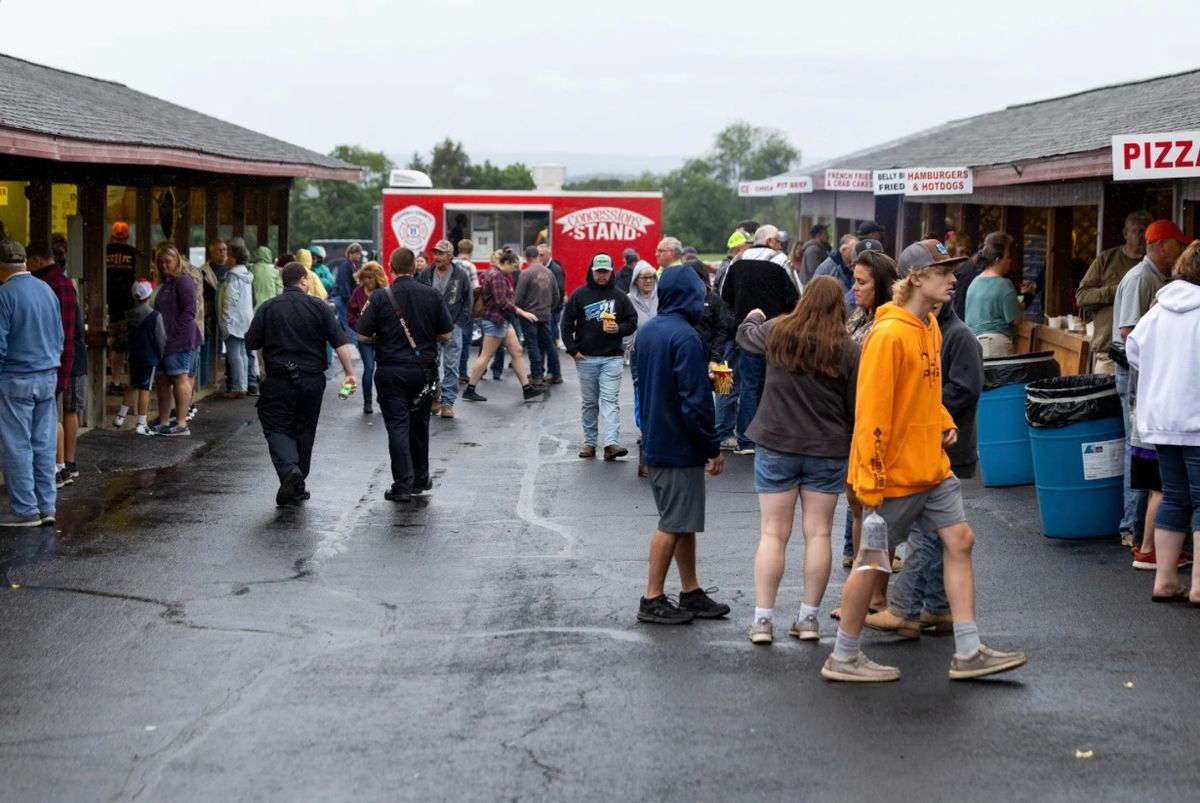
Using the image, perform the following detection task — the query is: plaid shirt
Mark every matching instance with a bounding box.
[32,263,76,392]
[479,267,516,326]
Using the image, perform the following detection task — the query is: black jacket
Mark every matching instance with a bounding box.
[561,271,638,358]
[546,259,567,312]
[687,260,732,362]
[246,286,346,377]
[355,277,453,367]
[615,263,635,294]
[937,304,984,478]
[720,246,800,327]
[416,263,472,327]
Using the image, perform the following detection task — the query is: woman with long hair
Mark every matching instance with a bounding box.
[347,260,390,415]
[461,249,543,402]
[626,261,658,477]
[151,244,201,436]
[736,276,861,644]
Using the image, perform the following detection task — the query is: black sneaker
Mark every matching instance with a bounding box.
[678,587,731,619]
[65,462,79,478]
[55,469,73,489]
[462,387,487,402]
[276,467,304,507]
[523,385,545,402]
[384,486,412,503]
[637,595,695,625]
[247,386,259,397]
[412,478,433,495]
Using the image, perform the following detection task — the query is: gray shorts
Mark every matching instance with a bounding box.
[877,475,966,548]
[62,374,86,413]
[648,465,706,534]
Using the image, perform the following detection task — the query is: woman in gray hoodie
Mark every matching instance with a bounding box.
[219,243,255,397]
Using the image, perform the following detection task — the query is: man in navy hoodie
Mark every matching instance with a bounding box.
[634,265,729,624]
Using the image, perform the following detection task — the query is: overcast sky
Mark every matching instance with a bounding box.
[3,0,1197,175]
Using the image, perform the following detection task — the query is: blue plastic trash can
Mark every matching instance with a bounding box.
[977,353,1059,487]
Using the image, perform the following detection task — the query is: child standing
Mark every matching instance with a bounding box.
[114,281,166,435]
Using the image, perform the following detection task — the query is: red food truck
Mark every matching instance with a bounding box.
[379,173,662,291]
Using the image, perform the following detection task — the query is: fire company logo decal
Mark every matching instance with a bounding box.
[556,207,654,240]
[391,205,435,254]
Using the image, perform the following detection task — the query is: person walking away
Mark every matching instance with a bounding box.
[114,281,166,435]
[561,253,638,459]
[514,246,557,390]
[1077,211,1152,375]
[799,224,831,286]
[538,243,567,377]
[825,255,1026,682]
[626,261,658,476]
[461,250,545,403]
[866,300,982,638]
[719,225,799,455]
[1112,221,1191,555]
[417,241,472,418]
[0,240,62,527]
[635,265,729,624]
[245,262,355,506]
[1127,241,1200,602]
[737,277,860,644]
[219,243,255,398]
[963,233,1023,357]
[355,248,453,502]
[347,261,389,415]
[152,245,200,436]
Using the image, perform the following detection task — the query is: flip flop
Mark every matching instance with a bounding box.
[1151,590,1188,603]
[830,606,882,621]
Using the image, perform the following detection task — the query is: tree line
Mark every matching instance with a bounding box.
[289,123,802,253]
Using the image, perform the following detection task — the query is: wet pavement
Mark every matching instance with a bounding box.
[2,361,1198,802]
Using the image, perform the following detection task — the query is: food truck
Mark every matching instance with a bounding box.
[379,168,663,290]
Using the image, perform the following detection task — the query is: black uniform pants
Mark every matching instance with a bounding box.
[375,363,431,492]
[256,374,326,481]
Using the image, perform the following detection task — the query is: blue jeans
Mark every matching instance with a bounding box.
[887,527,949,619]
[547,309,563,375]
[439,328,463,406]
[1155,445,1200,534]
[0,370,57,517]
[631,356,641,431]
[459,319,473,376]
[714,341,739,440]
[736,350,766,449]
[247,349,259,391]
[225,335,247,391]
[333,295,357,345]
[521,319,560,381]
[577,355,623,447]
[357,342,376,402]
[842,508,855,557]
[1115,364,1148,536]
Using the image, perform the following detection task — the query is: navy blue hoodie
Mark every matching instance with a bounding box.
[635,266,721,468]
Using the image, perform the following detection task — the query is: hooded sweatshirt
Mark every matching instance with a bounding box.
[849,302,957,508]
[635,266,721,468]
[720,246,800,327]
[624,261,658,350]
[219,264,254,339]
[687,259,732,362]
[294,249,327,300]
[561,268,638,358]
[937,303,984,478]
[1127,280,1200,446]
[249,246,282,311]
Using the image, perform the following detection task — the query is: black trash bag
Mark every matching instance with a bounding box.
[1025,375,1122,429]
[983,352,1060,392]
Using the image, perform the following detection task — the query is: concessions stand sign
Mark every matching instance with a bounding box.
[873,167,973,196]
[1112,131,1200,180]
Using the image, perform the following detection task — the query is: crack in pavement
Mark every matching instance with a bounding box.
[498,688,589,785]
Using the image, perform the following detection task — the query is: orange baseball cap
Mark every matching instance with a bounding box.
[1145,219,1192,245]
[111,221,130,240]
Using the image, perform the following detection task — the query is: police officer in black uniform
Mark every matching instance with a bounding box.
[245,262,356,506]
[355,247,453,502]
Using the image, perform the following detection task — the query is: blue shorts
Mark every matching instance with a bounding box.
[753,445,847,495]
[188,345,202,378]
[160,350,196,377]
[480,319,510,338]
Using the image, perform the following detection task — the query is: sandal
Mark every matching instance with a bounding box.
[1151,588,1188,603]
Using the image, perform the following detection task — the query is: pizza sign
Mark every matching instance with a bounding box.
[390,205,435,253]
[556,207,654,241]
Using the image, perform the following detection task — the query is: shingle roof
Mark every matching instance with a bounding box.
[0,53,357,179]
[811,68,1200,172]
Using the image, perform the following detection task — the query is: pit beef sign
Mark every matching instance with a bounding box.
[556,207,654,241]
[737,174,814,197]
[1112,131,1200,180]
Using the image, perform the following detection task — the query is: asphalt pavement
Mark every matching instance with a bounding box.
[2,357,1198,803]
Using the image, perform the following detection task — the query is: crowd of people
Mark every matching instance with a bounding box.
[1,203,1197,684]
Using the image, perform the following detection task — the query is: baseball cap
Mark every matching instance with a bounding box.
[431,239,453,253]
[111,221,130,241]
[856,220,885,238]
[0,239,26,265]
[131,280,153,301]
[682,245,698,257]
[590,253,614,272]
[727,231,749,251]
[1146,220,1193,246]
[897,239,968,274]
[854,239,886,259]
[623,247,638,261]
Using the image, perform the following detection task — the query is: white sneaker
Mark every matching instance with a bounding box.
[733,446,756,455]
[134,423,153,436]
[113,415,126,428]
[720,437,738,451]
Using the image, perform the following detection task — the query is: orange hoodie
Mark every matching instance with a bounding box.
[849,302,957,508]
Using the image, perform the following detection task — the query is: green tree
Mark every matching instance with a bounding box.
[428,138,471,188]
[467,160,535,190]
[290,145,393,247]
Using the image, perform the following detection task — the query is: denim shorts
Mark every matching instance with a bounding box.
[753,445,847,494]
[188,345,203,378]
[480,319,510,338]
[1155,444,1200,534]
[160,350,196,377]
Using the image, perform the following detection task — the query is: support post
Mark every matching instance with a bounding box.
[81,184,108,430]
[255,188,270,253]
[232,185,246,240]
[277,187,290,254]
[1046,206,1074,317]
[135,186,153,280]
[1003,206,1026,287]
[26,180,52,244]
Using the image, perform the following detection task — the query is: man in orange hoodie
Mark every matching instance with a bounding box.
[823,244,1028,682]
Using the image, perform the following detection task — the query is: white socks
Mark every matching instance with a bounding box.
[953,622,981,657]
[799,603,819,620]
[753,607,774,623]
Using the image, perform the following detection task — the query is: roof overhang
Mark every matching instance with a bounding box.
[0,126,361,182]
